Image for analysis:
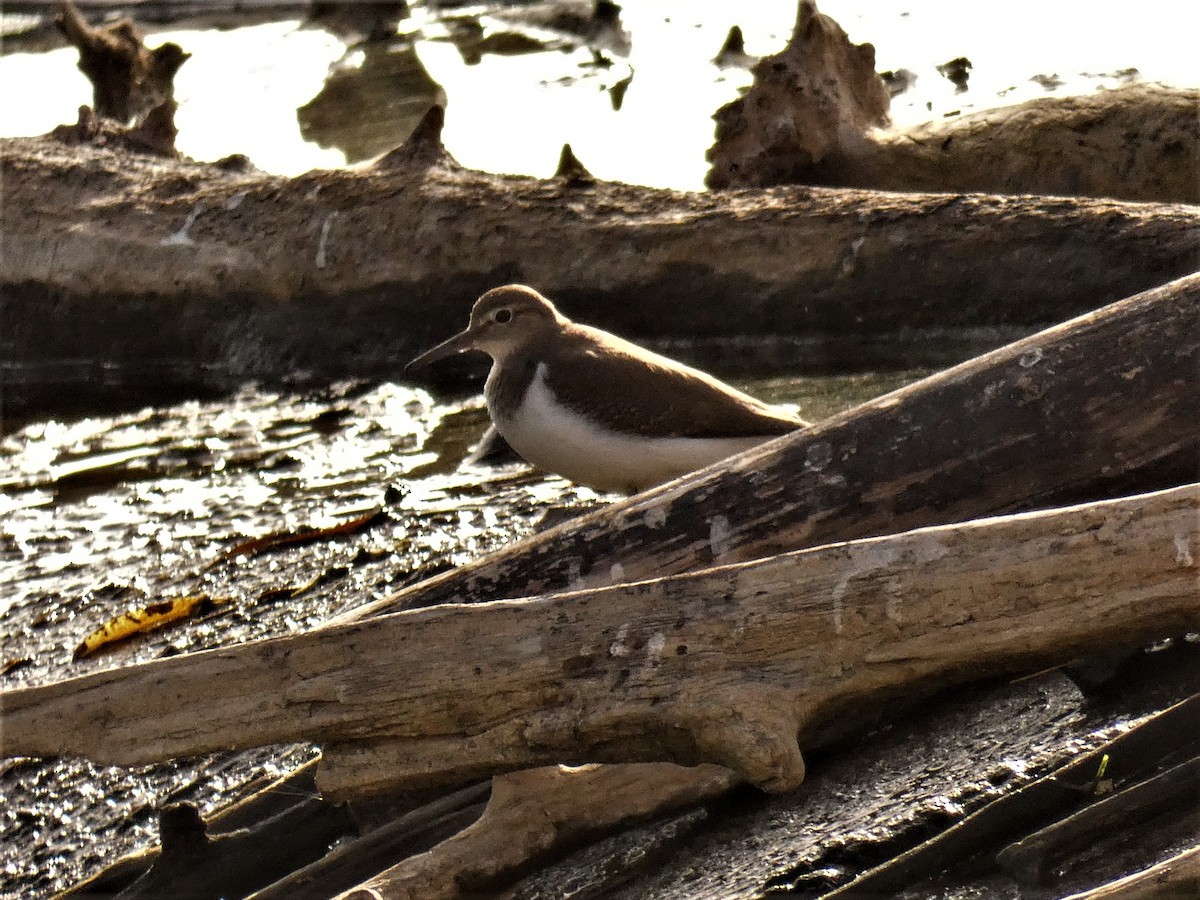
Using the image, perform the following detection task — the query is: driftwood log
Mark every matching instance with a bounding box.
[2,482,1197,799]
[707,1,1199,203]
[794,85,1200,204]
[819,692,1200,898]
[10,116,1195,325]
[996,758,1200,885]
[4,114,1199,415]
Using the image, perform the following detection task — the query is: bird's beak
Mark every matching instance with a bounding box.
[405,327,480,374]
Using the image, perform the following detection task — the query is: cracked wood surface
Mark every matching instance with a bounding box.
[2,484,1197,799]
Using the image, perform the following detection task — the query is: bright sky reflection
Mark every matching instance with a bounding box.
[0,1,1196,188]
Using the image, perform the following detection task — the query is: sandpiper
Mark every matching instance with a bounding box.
[406,285,807,494]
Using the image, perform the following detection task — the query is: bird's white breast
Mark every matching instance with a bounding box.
[490,363,772,494]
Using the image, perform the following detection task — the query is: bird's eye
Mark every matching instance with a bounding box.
[493,308,513,324]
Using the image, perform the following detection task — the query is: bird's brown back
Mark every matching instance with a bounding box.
[540,324,806,439]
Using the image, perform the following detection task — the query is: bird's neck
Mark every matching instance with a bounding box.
[485,351,543,424]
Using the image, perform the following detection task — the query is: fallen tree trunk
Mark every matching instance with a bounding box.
[3,114,1198,416]
[805,85,1200,204]
[336,271,1200,621]
[707,2,1199,203]
[2,484,1197,798]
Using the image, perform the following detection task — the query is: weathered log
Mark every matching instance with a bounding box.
[707,1,1199,203]
[2,484,1197,800]
[997,756,1200,886]
[3,115,1198,415]
[112,796,354,900]
[250,782,491,900]
[1060,844,1200,900]
[803,85,1200,204]
[58,759,358,898]
[336,272,1200,621]
[819,693,1200,898]
[61,766,489,899]
[334,764,737,900]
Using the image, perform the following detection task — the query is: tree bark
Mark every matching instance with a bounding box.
[3,118,1198,416]
[2,484,1197,798]
[332,272,1200,622]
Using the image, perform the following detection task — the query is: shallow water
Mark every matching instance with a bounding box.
[2,0,1197,188]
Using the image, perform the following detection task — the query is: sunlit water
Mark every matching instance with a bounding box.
[0,370,914,620]
[1,0,1197,188]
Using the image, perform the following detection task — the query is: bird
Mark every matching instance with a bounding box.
[405,285,807,494]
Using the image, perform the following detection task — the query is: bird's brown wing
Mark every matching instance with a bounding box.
[545,326,807,439]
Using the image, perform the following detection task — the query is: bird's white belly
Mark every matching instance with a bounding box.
[492,365,771,493]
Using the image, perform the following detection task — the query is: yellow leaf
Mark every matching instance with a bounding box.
[73,595,232,660]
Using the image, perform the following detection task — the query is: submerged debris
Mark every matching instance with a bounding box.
[212,508,392,567]
[74,594,233,660]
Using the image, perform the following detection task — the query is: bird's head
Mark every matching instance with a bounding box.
[406,285,566,372]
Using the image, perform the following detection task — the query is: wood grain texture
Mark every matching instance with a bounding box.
[2,484,1196,797]
[1060,844,1200,900]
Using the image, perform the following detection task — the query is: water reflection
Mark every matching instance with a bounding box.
[437,15,573,66]
[298,38,447,163]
